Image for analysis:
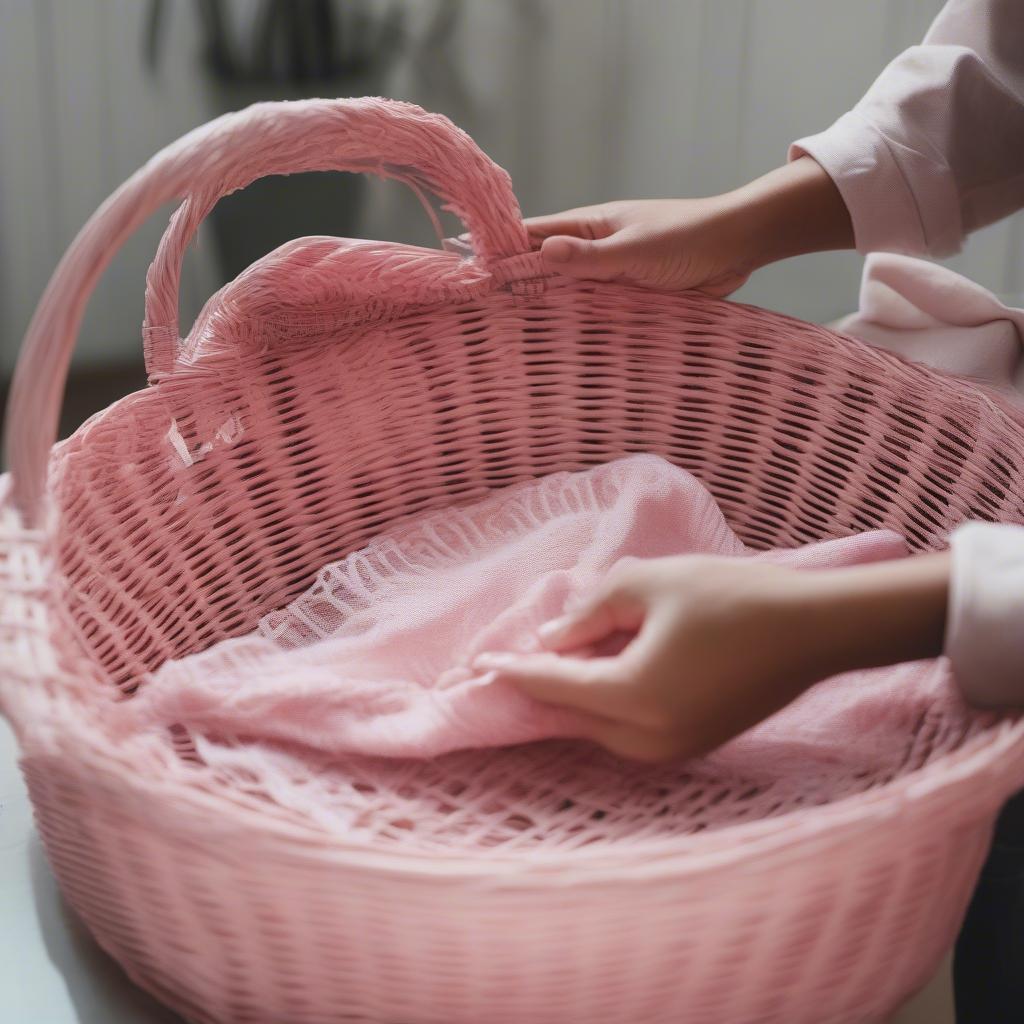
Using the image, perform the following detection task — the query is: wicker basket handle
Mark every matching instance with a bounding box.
[5,98,530,527]
[142,97,531,375]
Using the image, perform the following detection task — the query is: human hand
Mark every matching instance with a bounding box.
[525,157,854,296]
[525,198,757,296]
[473,555,821,762]
[471,550,949,763]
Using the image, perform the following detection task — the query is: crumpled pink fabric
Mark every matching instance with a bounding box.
[129,454,956,763]
[833,253,1024,398]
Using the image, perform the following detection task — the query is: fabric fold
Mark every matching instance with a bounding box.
[129,454,959,768]
[832,252,1024,397]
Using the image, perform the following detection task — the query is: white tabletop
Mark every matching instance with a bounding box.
[1,715,952,1024]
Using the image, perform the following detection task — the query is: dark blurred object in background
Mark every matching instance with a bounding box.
[145,0,407,84]
[146,0,410,281]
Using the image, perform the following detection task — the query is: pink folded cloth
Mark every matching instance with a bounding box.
[833,252,1024,397]
[129,454,958,766]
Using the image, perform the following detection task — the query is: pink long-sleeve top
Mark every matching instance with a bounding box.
[787,0,1024,707]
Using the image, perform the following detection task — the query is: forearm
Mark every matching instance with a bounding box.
[786,551,951,680]
[720,156,855,271]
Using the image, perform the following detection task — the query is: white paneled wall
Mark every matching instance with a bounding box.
[1,0,1021,381]
[0,0,221,375]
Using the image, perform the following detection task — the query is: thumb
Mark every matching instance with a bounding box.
[540,235,624,281]
[470,650,624,717]
[538,585,646,653]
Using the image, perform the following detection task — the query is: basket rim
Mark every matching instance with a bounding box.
[20,701,1024,883]
[36,282,1024,469]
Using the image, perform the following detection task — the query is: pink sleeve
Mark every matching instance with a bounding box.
[788,0,1024,257]
[945,522,1024,708]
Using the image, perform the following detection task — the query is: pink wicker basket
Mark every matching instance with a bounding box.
[4,97,1024,1024]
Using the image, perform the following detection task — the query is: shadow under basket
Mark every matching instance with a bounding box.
[3,97,1024,1024]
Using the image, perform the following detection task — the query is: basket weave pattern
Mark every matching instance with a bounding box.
[3,97,1024,1024]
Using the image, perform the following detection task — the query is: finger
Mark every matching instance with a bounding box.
[612,601,677,668]
[569,605,684,734]
[539,235,624,280]
[538,591,645,653]
[523,210,614,243]
[539,556,650,652]
[471,651,633,719]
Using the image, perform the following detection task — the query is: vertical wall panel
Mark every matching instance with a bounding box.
[690,0,752,196]
[600,0,705,198]
[0,1,57,368]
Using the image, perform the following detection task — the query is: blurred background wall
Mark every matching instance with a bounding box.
[2,0,1022,438]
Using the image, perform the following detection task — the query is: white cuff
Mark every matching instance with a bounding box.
[789,106,962,259]
[945,521,1024,708]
